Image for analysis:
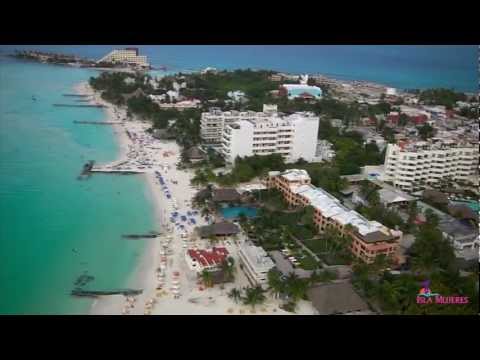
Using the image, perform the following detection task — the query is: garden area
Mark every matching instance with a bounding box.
[303,229,354,266]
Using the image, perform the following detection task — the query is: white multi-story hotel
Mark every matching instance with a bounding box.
[97,48,149,68]
[201,105,320,163]
[238,243,275,288]
[384,139,479,192]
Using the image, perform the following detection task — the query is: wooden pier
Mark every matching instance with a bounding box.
[74,121,122,125]
[71,289,143,298]
[63,94,91,97]
[53,104,105,108]
[90,167,145,174]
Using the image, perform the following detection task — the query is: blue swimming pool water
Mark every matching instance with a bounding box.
[220,207,258,219]
[451,200,480,212]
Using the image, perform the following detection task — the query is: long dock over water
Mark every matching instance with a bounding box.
[53,104,106,108]
[71,289,143,298]
[90,166,145,174]
[74,121,123,125]
[63,93,91,97]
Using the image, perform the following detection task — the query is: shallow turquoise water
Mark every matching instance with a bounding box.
[0,58,157,314]
[220,207,258,219]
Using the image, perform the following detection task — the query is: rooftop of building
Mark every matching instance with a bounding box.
[307,281,370,315]
[273,170,402,239]
[240,243,275,270]
[187,247,229,268]
[197,221,240,237]
[378,188,416,204]
[292,183,388,237]
[212,188,242,202]
[391,138,478,152]
[277,169,310,182]
[438,218,478,240]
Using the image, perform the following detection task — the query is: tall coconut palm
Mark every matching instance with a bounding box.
[200,269,214,288]
[267,269,285,298]
[285,273,309,304]
[227,288,242,304]
[220,257,236,282]
[200,206,211,218]
[242,286,266,310]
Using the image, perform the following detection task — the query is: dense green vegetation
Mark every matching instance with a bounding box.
[174,69,277,103]
[318,120,385,175]
[352,221,479,314]
[243,206,316,251]
[89,72,155,105]
[418,123,435,140]
[214,154,286,186]
[419,88,467,109]
[304,228,354,266]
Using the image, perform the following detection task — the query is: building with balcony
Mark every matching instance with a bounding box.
[238,243,275,288]
[97,48,149,68]
[200,105,279,146]
[201,105,319,163]
[383,139,479,193]
[267,169,402,264]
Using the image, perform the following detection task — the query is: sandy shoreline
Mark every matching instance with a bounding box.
[73,81,165,314]
[73,81,314,315]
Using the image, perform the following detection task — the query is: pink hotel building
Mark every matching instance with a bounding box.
[267,169,403,264]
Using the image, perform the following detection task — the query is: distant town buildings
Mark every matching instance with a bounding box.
[279,84,323,100]
[385,87,397,96]
[238,242,275,288]
[200,105,320,164]
[158,99,201,109]
[97,48,149,69]
[315,140,336,162]
[267,169,403,264]
[227,90,247,103]
[384,139,479,192]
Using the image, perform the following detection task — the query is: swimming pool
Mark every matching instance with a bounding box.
[451,200,479,212]
[220,206,258,219]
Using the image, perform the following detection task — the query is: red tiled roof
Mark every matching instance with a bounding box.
[187,247,229,267]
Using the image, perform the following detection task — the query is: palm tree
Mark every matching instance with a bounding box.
[227,288,242,304]
[372,254,391,274]
[284,273,309,304]
[200,206,211,218]
[242,286,266,310]
[267,269,285,298]
[220,257,236,282]
[200,269,214,288]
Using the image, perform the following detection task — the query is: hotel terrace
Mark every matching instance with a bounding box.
[267,169,403,264]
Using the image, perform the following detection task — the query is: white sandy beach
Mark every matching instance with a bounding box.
[73,81,316,315]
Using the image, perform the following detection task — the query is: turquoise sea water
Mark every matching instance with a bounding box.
[0,58,157,314]
[0,46,477,314]
[1,45,477,92]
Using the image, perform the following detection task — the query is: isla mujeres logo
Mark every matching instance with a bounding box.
[416,280,470,305]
